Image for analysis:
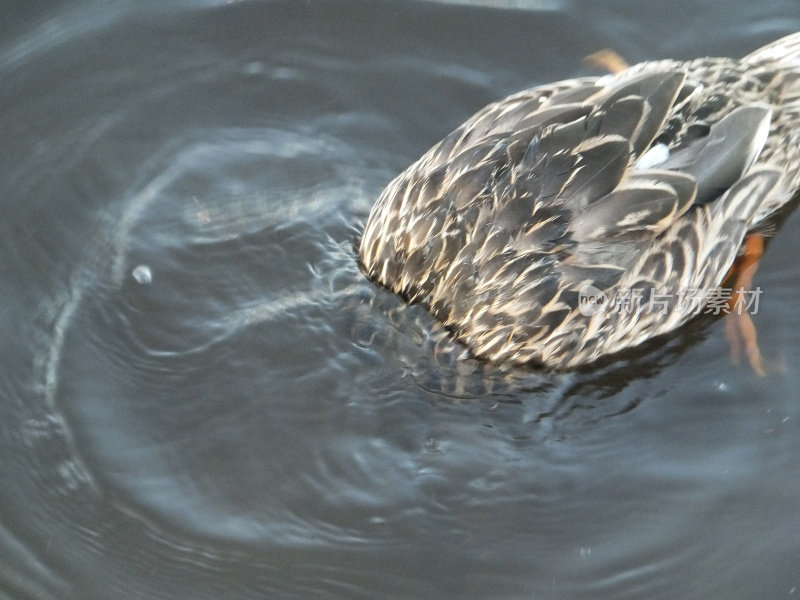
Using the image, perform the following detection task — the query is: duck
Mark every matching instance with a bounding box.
[359,32,800,370]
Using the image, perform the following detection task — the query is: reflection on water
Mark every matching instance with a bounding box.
[2,1,800,599]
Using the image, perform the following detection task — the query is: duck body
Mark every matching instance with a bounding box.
[359,33,800,369]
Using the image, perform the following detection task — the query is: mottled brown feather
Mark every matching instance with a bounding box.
[360,33,800,368]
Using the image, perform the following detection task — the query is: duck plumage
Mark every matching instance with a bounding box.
[359,33,800,368]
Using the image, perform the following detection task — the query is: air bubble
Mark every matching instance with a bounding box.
[132,265,152,285]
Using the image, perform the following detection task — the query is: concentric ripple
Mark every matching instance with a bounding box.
[2,2,800,599]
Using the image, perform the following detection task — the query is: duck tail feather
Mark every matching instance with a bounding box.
[745,32,800,67]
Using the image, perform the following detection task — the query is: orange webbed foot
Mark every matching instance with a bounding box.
[723,234,783,376]
[582,49,630,74]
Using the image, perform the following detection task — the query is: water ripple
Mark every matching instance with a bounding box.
[2,1,800,599]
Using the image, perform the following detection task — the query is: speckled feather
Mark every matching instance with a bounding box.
[359,33,800,368]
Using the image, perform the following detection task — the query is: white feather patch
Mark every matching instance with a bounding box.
[635,143,670,170]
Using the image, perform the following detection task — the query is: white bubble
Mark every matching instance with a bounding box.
[132,265,152,285]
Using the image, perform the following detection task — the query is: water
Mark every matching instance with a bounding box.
[2,1,800,598]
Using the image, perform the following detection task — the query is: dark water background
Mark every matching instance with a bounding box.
[2,1,800,598]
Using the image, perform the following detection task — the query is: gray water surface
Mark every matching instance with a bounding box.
[2,1,800,599]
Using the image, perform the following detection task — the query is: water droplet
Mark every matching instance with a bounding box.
[132,265,152,285]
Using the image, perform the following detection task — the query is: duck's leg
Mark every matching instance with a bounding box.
[582,49,630,74]
[723,233,779,375]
